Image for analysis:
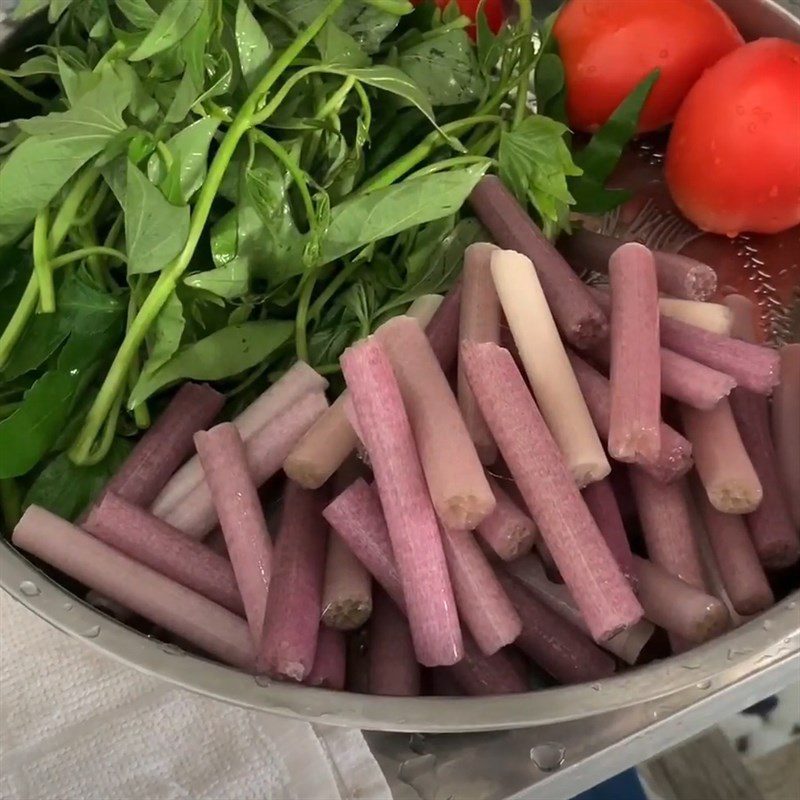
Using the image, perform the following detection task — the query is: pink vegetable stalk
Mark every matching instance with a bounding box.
[491,249,609,487]
[283,394,360,490]
[305,627,346,690]
[469,175,608,347]
[321,531,373,630]
[163,391,328,538]
[340,337,463,666]
[772,344,800,527]
[446,634,527,695]
[98,383,224,511]
[259,481,328,681]
[283,301,440,490]
[499,574,616,683]
[422,281,462,373]
[458,242,501,464]
[588,339,736,412]
[695,491,774,615]
[368,590,421,697]
[590,288,780,394]
[13,507,255,669]
[84,492,244,615]
[723,295,799,568]
[152,363,326,515]
[376,315,494,530]
[194,423,273,645]
[323,478,405,609]
[476,476,538,561]
[632,556,729,643]
[559,229,717,301]
[680,401,763,515]
[730,390,799,569]
[568,352,693,483]
[440,527,522,655]
[505,556,654,665]
[461,341,643,642]
[607,243,662,463]
[629,470,706,591]
[581,478,635,584]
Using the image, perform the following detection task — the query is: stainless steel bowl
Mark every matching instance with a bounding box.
[1,0,798,733]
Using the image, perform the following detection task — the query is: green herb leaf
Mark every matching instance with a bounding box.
[184,257,250,299]
[116,0,159,29]
[22,437,132,521]
[0,70,132,244]
[0,371,78,478]
[534,52,567,124]
[129,320,294,405]
[235,0,274,90]
[135,291,186,395]
[48,0,75,23]
[320,163,488,263]
[398,29,484,107]
[130,0,206,62]
[573,68,660,185]
[147,117,220,202]
[125,161,191,274]
[499,114,582,229]
[0,54,59,78]
[315,21,369,67]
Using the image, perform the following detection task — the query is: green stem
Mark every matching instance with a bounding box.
[295,272,317,364]
[250,129,316,232]
[48,167,100,251]
[361,115,502,192]
[74,387,124,466]
[126,284,150,430]
[513,0,534,127]
[0,72,48,106]
[32,207,55,314]
[68,0,346,464]
[406,155,495,181]
[307,258,363,322]
[72,183,109,228]
[49,246,128,270]
[318,75,355,118]
[419,15,470,40]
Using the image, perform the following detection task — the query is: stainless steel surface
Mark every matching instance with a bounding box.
[1,0,799,735]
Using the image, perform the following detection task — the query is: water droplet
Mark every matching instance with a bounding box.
[63,601,73,611]
[736,105,746,115]
[696,679,711,690]
[747,122,757,133]
[682,663,701,670]
[159,643,185,656]
[255,674,272,687]
[19,581,40,597]
[591,683,601,692]
[786,601,797,610]
[408,733,427,754]
[530,743,566,772]
[713,157,722,166]
[659,49,668,59]
[763,619,774,631]
[82,625,101,639]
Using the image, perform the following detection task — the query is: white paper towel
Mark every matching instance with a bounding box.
[0,593,391,800]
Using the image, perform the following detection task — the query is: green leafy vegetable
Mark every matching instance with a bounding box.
[125,161,191,274]
[129,320,294,406]
[130,0,206,62]
[236,0,274,90]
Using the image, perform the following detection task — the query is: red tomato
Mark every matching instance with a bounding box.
[553,0,743,133]
[666,38,800,236]
[432,0,504,36]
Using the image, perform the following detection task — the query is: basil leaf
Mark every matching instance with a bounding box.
[0,371,78,479]
[320,163,488,263]
[235,0,273,90]
[129,320,294,405]
[499,114,582,227]
[125,161,191,275]
[130,0,206,62]
[0,70,132,245]
[22,437,133,521]
[116,0,159,28]
[573,69,660,185]
[398,29,484,107]
[184,257,250,299]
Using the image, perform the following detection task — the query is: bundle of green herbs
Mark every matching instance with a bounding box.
[0,0,651,524]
